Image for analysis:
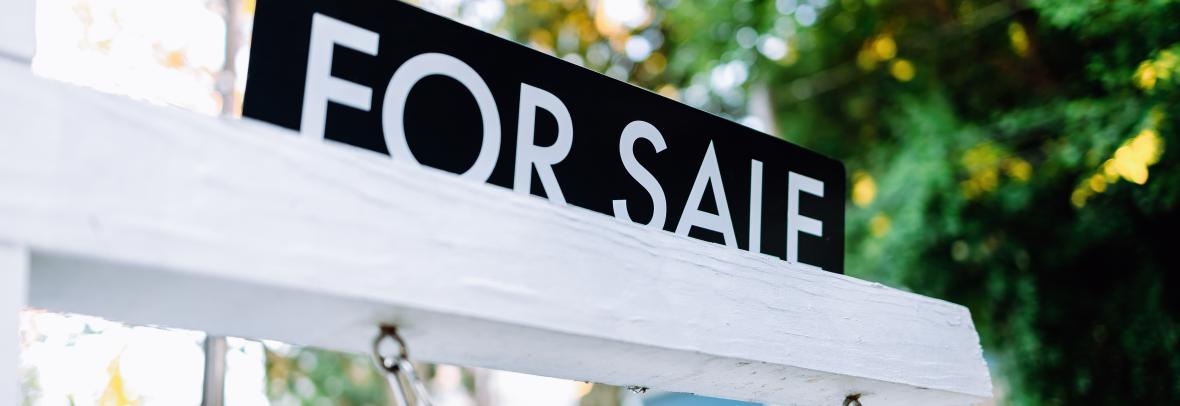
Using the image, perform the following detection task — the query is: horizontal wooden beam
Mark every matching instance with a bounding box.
[0,61,992,405]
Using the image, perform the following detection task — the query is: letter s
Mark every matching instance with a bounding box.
[612,121,667,229]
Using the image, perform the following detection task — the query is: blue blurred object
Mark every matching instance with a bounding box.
[645,393,761,406]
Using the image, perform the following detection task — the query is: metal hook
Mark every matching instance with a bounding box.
[373,325,409,373]
[373,325,434,406]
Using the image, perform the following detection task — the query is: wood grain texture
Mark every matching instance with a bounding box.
[0,61,992,405]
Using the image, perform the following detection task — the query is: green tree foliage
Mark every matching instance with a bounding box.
[267,0,1178,403]
[265,347,392,405]
[497,0,1180,403]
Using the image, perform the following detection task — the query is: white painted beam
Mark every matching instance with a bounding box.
[0,0,35,61]
[1,243,28,406]
[0,61,992,406]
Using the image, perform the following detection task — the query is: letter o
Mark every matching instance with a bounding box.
[382,53,501,181]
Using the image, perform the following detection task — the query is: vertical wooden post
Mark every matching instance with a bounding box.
[0,0,35,62]
[1,243,29,405]
[1,1,37,402]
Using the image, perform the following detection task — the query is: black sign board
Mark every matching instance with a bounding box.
[243,0,845,273]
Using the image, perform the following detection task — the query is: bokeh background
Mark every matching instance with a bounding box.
[18,0,1180,404]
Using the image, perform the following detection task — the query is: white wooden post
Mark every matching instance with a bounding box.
[0,2,33,401]
[1,243,29,405]
[0,0,35,62]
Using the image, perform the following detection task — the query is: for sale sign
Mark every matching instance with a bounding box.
[243,0,846,273]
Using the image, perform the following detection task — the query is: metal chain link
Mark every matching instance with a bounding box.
[373,325,434,406]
